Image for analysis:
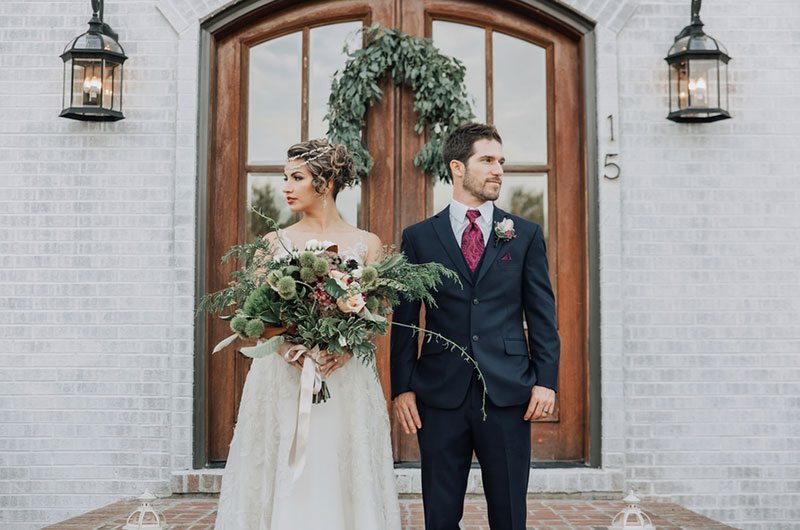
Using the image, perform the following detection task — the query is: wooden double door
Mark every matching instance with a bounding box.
[205,0,587,466]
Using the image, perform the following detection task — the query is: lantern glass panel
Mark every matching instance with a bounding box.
[114,64,123,112]
[687,58,716,109]
[70,31,123,54]
[669,62,682,112]
[78,32,103,51]
[73,58,103,107]
[674,61,689,110]
[100,35,124,54]
[688,35,717,51]
[62,59,72,110]
[669,36,691,56]
[102,61,120,110]
[668,62,673,113]
[720,61,729,111]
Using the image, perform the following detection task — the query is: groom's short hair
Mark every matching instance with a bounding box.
[443,122,503,180]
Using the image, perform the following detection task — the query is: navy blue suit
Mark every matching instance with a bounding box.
[390,206,560,530]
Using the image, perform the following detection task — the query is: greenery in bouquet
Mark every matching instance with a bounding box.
[197,212,488,414]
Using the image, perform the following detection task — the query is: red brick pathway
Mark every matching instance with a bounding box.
[45,494,737,530]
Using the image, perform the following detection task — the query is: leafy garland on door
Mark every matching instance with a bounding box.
[325,24,474,183]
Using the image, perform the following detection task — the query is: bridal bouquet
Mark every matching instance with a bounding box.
[197,218,483,406]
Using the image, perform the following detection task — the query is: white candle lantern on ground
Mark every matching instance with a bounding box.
[123,490,167,530]
[611,491,655,529]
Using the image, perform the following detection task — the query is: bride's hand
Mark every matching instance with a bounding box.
[277,341,305,371]
[282,352,305,371]
[319,349,353,377]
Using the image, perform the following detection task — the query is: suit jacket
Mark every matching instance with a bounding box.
[390,206,560,408]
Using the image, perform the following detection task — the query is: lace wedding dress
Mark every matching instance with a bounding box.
[214,231,401,530]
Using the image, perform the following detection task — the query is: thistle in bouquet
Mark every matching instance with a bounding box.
[198,210,489,416]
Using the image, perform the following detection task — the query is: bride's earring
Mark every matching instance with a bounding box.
[322,193,328,211]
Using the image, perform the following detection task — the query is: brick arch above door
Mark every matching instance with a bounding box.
[156,0,640,36]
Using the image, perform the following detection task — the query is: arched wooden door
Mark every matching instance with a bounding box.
[204,0,587,466]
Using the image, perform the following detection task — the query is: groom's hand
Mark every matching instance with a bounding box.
[393,391,422,434]
[524,385,556,422]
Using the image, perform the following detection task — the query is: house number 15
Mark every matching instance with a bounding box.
[604,114,620,180]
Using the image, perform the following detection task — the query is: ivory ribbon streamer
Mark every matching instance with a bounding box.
[279,342,324,481]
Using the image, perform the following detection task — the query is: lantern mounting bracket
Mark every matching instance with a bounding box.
[89,0,119,41]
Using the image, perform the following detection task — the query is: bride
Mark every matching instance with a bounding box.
[214,139,401,529]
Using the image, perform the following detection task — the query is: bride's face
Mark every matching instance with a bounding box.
[282,161,327,213]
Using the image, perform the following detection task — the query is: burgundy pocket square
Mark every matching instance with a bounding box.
[501,253,512,261]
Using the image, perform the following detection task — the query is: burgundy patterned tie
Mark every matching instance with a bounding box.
[461,209,485,272]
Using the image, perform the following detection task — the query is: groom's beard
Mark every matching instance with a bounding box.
[463,167,501,202]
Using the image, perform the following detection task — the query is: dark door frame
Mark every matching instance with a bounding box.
[193,0,600,470]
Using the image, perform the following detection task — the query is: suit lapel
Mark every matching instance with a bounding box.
[474,207,508,286]
[431,207,474,286]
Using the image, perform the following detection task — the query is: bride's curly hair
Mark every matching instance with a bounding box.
[286,139,357,199]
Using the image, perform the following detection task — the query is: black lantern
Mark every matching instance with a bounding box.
[665,0,731,123]
[60,0,126,121]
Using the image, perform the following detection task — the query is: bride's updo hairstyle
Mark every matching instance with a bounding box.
[286,138,357,199]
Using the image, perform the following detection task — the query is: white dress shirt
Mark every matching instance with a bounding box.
[449,199,493,248]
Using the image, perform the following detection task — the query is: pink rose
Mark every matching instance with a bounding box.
[329,269,352,290]
[337,294,366,314]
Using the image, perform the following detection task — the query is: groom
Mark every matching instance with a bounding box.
[390,122,560,530]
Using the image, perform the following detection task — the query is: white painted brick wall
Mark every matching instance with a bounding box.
[616,1,800,528]
[1,0,798,529]
[0,1,192,529]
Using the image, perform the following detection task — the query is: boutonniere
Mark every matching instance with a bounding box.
[493,218,517,247]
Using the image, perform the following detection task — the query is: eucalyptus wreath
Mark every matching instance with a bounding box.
[325,24,474,183]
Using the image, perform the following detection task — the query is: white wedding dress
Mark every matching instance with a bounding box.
[214,232,401,530]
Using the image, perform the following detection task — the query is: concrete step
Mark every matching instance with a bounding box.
[170,467,624,497]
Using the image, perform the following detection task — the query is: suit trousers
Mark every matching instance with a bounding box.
[417,375,531,530]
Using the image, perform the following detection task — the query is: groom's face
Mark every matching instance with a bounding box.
[460,138,505,203]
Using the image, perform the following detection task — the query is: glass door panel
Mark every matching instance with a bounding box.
[431,20,486,122]
[246,21,364,229]
[308,23,363,226]
[433,172,548,240]
[493,173,548,240]
[431,22,549,232]
[332,184,361,228]
[247,172,362,242]
[492,32,547,165]
[246,173,301,241]
[248,32,302,165]
[431,20,484,214]
[308,22,362,139]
